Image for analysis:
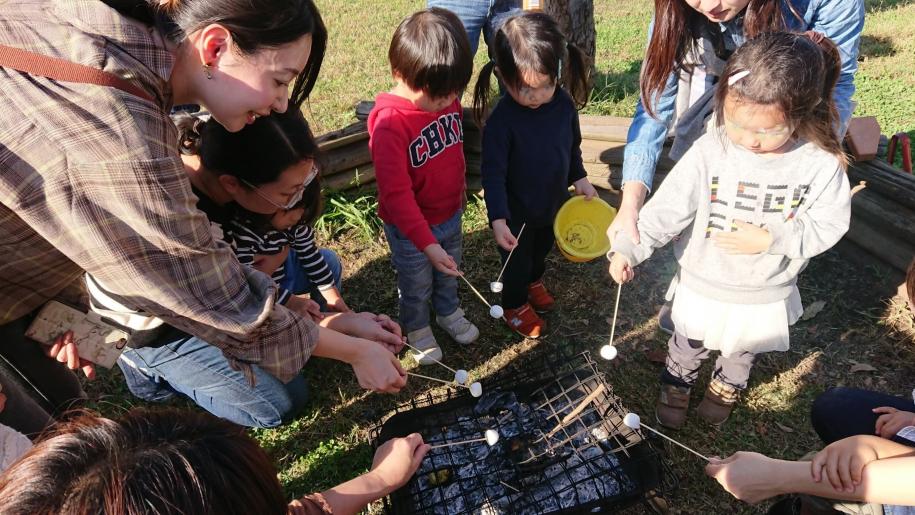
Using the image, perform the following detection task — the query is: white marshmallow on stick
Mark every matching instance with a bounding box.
[491,223,526,292]
[599,345,618,361]
[602,282,623,358]
[454,369,469,385]
[407,372,483,398]
[429,429,500,449]
[622,413,710,461]
[457,273,503,319]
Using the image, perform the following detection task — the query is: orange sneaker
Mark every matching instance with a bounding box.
[503,303,546,338]
[527,280,555,312]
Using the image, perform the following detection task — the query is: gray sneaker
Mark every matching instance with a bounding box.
[406,326,442,365]
[435,307,479,344]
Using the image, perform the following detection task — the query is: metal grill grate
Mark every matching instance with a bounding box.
[371,351,676,514]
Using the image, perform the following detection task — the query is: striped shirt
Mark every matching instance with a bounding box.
[226,219,335,305]
[0,0,317,383]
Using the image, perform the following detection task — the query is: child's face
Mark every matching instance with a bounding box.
[271,206,305,230]
[503,69,557,110]
[722,96,794,154]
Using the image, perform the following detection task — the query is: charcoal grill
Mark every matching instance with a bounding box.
[371,350,676,514]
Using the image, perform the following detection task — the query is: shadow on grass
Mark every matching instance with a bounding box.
[859,34,897,59]
[864,0,914,13]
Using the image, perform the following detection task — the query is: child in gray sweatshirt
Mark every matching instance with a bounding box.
[609,32,852,429]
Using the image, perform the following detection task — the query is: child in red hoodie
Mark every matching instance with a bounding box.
[368,8,478,364]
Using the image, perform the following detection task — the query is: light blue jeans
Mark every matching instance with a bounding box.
[279,248,343,309]
[383,210,463,333]
[118,329,309,429]
[427,0,521,55]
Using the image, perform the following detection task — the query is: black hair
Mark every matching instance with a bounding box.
[388,7,473,99]
[473,11,591,125]
[0,408,287,515]
[174,109,324,226]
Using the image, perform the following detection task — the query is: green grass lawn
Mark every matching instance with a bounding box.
[84,1,915,513]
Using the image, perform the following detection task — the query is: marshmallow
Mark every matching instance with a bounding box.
[469,382,483,397]
[599,345,618,361]
[454,369,469,385]
[485,429,500,446]
[623,413,640,430]
[490,281,504,293]
[489,305,504,318]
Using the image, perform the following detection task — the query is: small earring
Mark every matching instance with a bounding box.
[202,63,213,80]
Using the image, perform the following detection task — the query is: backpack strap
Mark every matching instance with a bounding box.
[0,43,155,103]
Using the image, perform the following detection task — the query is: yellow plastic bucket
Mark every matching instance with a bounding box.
[553,196,617,262]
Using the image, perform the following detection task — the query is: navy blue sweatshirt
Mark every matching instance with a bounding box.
[480,89,588,228]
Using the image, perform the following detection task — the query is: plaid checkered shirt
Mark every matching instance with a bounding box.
[0,0,318,383]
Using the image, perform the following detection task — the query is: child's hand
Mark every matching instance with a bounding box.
[873,407,915,439]
[712,220,772,254]
[810,435,883,493]
[573,177,598,200]
[423,243,460,276]
[287,295,325,322]
[491,219,517,251]
[608,253,634,284]
[46,331,96,380]
[322,287,351,313]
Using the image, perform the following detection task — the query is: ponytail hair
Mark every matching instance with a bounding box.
[472,11,591,126]
[713,31,849,169]
[641,0,800,117]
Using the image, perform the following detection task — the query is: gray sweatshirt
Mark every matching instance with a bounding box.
[613,130,851,304]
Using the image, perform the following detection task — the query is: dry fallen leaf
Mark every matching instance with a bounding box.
[775,422,794,433]
[801,300,827,321]
[850,362,877,373]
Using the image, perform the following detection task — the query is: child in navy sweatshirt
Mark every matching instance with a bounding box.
[474,11,597,338]
[369,8,478,364]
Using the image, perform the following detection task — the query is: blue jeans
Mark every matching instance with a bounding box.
[811,387,915,447]
[427,0,521,55]
[118,329,309,429]
[279,248,343,310]
[384,210,463,333]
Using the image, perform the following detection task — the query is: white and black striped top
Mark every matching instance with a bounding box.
[226,219,334,305]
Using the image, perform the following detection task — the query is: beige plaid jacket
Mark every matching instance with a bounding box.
[0,0,317,383]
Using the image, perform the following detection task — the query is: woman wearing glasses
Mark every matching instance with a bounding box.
[111,110,408,429]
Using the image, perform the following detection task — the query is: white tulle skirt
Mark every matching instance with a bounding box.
[668,280,803,357]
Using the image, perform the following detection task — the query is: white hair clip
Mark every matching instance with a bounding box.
[727,70,750,86]
[558,58,563,82]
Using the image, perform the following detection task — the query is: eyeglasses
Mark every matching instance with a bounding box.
[724,119,793,141]
[241,164,318,210]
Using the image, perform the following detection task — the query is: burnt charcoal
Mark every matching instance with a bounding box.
[472,390,518,416]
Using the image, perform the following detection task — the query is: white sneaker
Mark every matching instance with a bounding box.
[435,307,479,344]
[407,326,442,365]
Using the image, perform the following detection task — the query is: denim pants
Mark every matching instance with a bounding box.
[811,387,915,446]
[426,0,521,55]
[118,328,309,429]
[279,248,343,309]
[384,210,462,333]
[498,222,554,309]
[661,333,756,390]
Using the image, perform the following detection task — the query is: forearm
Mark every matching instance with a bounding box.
[766,457,915,505]
[310,326,362,364]
[317,471,391,515]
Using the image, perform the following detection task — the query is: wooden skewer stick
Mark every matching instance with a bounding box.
[500,481,521,493]
[544,384,607,438]
[608,282,622,347]
[637,422,710,462]
[429,437,487,449]
[458,273,492,307]
[402,342,457,373]
[407,372,468,389]
[494,223,526,283]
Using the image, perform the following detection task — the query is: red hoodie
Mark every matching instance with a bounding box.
[368,93,466,251]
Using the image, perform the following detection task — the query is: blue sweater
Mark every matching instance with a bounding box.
[480,89,588,228]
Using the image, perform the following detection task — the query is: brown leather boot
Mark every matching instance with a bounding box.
[655,383,691,430]
[697,379,740,426]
